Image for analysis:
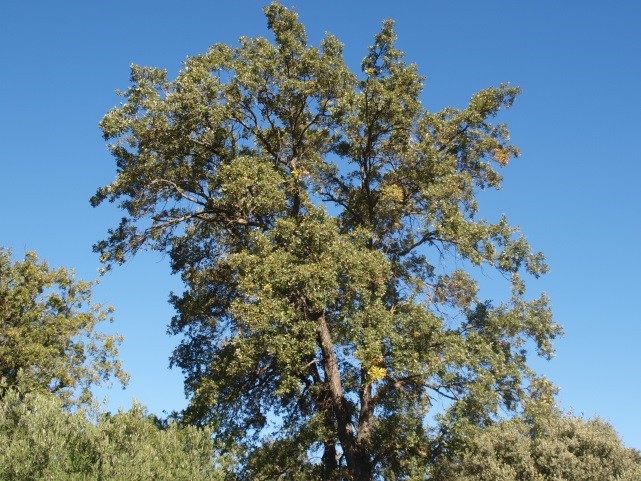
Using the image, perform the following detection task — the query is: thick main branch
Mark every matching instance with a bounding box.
[316,313,353,445]
[316,313,374,481]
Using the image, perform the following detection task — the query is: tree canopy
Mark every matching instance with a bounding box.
[435,411,641,481]
[93,3,561,479]
[0,248,127,406]
[0,388,227,481]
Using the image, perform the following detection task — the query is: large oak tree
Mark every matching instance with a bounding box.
[93,3,560,479]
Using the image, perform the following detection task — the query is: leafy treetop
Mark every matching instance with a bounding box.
[0,388,228,481]
[0,248,128,406]
[435,410,641,481]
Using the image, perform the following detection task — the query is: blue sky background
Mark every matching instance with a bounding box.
[2,1,640,449]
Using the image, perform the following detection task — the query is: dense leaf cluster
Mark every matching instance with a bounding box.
[0,248,127,406]
[436,412,641,481]
[0,388,226,481]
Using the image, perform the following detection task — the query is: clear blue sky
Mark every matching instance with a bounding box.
[2,1,640,449]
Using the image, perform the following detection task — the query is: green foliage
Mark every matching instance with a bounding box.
[0,248,127,406]
[434,411,641,481]
[0,388,228,481]
[93,2,561,479]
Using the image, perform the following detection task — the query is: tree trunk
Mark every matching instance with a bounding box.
[316,313,374,481]
[321,442,338,480]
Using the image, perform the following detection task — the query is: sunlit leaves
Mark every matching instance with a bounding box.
[0,389,227,481]
[435,412,641,481]
[0,248,127,407]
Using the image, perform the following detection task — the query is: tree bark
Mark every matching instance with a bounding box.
[321,442,338,480]
[316,313,374,481]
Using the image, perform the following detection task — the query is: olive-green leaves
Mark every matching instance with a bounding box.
[0,248,127,407]
[94,3,559,479]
